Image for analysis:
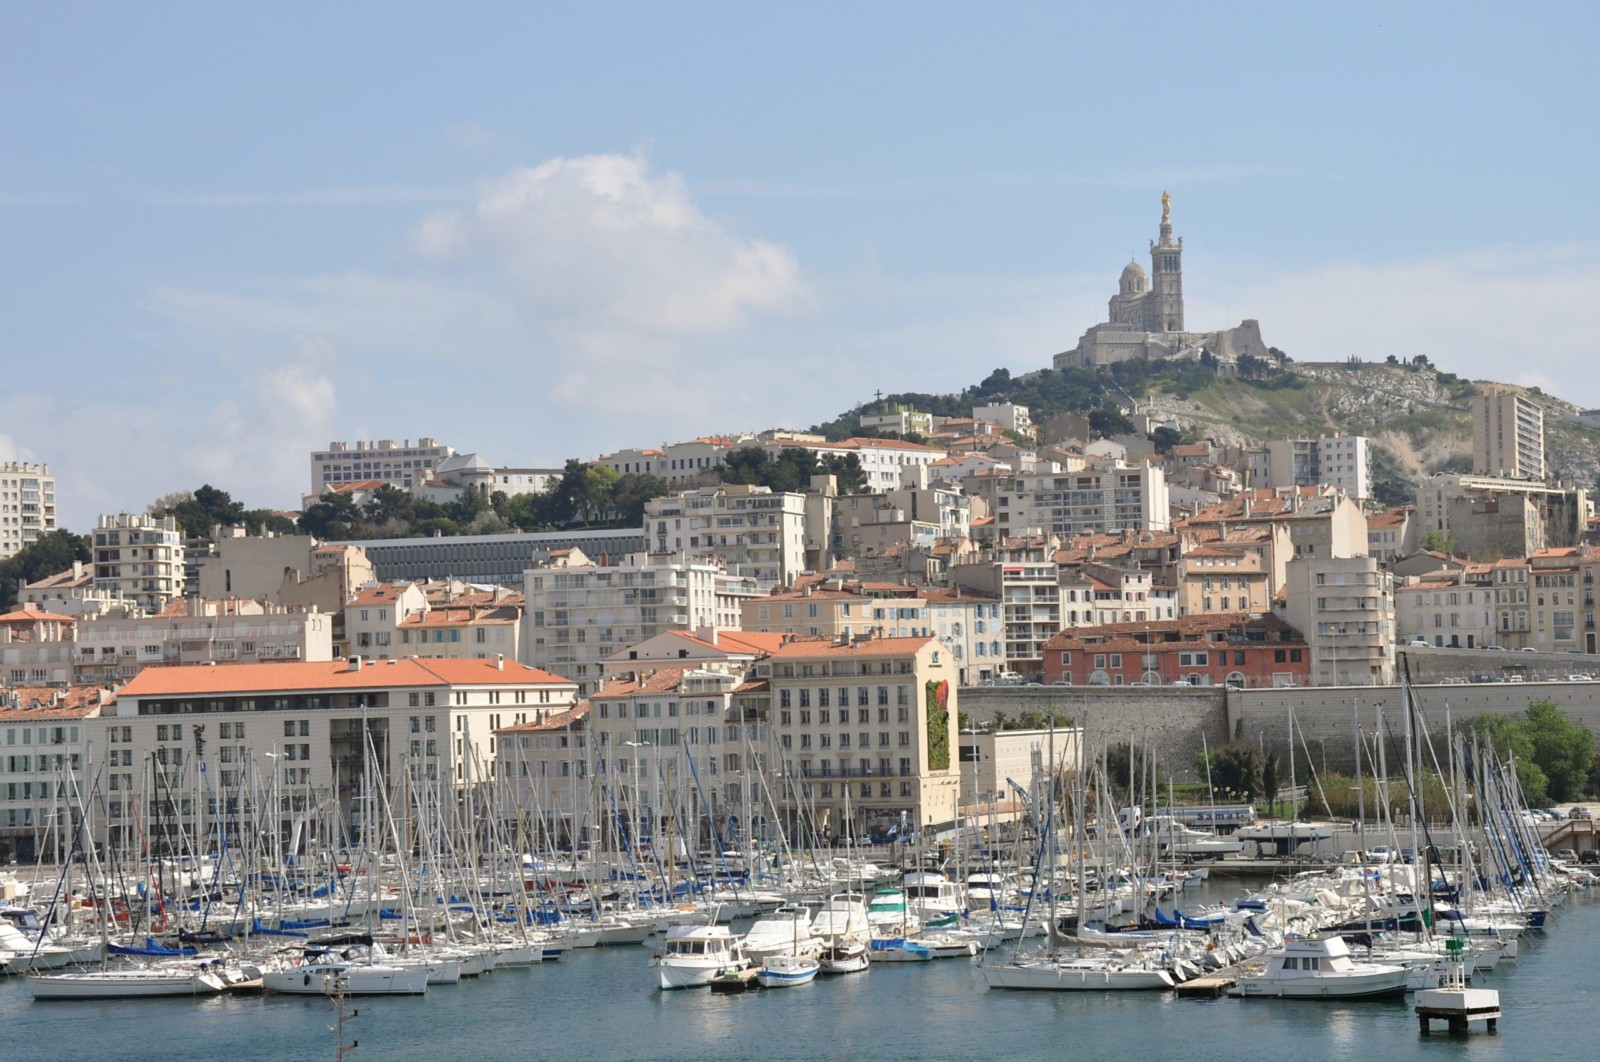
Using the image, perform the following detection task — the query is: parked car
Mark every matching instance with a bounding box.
[1520,646,1539,652]
[1567,674,1595,682]
[1580,850,1599,865]
[1569,806,1592,820]
[1556,848,1578,861]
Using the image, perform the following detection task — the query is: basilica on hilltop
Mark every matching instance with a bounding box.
[1053,192,1268,370]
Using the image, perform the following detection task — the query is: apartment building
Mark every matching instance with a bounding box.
[523,549,725,696]
[1042,613,1311,688]
[1473,387,1545,480]
[1174,546,1271,617]
[972,402,1033,438]
[1263,435,1372,499]
[1395,566,1495,649]
[949,546,1060,677]
[91,657,578,853]
[980,460,1170,538]
[0,685,107,862]
[0,462,56,562]
[345,582,522,662]
[310,437,455,494]
[644,485,807,589]
[740,583,931,641]
[92,513,186,612]
[1277,557,1395,686]
[753,636,960,845]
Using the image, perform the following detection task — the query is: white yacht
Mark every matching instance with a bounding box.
[261,935,429,996]
[649,924,749,990]
[1228,935,1408,999]
[741,906,821,963]
[28,966,229,1000]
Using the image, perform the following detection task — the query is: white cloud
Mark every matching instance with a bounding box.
[417,153,807,340]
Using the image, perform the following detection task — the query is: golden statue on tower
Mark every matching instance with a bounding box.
[1161,190,1171,223]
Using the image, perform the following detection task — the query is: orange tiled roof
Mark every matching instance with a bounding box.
[0,605,77,625]
[114,658,574,698]
[0,685,107,719]
[496,702,590,733]
[767,635,934,659]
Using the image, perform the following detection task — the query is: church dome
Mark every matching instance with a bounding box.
[1119,258,1146,294]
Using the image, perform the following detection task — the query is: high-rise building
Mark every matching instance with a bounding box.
[1472,388,1544,480]
[0,462,56,561]
[92,513,185,612]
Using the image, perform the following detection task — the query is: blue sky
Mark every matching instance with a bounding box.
[5,3,1598,527]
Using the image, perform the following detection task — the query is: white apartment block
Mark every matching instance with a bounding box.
[644,485,807,589]
[1395,579,1494,650]
[859,408,934,438]
[0,462,56,561]
[92,513,186,612]
[1264,435,1372,499]
[972,402,1033,438]
[76,599,334,683]
[523,549,724,696]
[310,437,455,495]
[599,436,749,484]
[949,554,1061,676]
[0,686,106,862]
[1474,388,1545,480]
[90,657,578,853]
[766,437,947,493]
[989,460,1170,538]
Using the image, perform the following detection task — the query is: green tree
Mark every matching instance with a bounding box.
[1419,531,1457,555]
[297,493,363,541]
[610,473,671,525]
[1472,711,1549,804]
[1195,741,1263,800]
[1522,699,1596,803]
[152,484,248,539]
[1151,426,1182,455]
[0,530,93,610]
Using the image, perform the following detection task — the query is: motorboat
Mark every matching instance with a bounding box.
[649,924,749,990]
[741,906,821,963]
[818,940,870,974]
[1228,935,1408,999]
[756,952,820,988]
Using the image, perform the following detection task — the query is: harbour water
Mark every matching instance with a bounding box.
[4,886,1598,1061]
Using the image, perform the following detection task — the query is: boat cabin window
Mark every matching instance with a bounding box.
[1282,957,1297,970]
[1306,957,1319,970]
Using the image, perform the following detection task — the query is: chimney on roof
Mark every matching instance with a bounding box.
[496,653,505,670]
[347,656,362,672]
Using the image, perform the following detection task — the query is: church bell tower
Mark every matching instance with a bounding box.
[1148,191,1184,333]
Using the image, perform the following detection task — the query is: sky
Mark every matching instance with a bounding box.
[4,2,1599,529]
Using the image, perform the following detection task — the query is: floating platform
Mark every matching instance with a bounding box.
[1416,987,1500,1035]
[708,967,760,993]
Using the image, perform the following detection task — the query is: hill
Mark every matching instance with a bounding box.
[812,356,1600,508]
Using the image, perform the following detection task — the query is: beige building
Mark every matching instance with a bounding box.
[751,635,961,845]
[1175,546,1270,617]
[92,657,578,853]
[741,583,931,641]
[958,727,1080,807]
[92,513,186,612]
[1277,556,1395,686]
[0,462,56,562]
[1473,387,1545,480]
[195,532,374,611]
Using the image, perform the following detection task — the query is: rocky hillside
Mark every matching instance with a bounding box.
[1140,360,1600,501]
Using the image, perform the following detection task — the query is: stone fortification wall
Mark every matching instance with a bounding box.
[1228,681,1600,775]
[958,686,1227,782]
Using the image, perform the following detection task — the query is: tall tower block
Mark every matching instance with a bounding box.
[1148,191,1184,333]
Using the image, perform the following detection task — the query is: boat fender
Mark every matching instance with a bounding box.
[303,973,312,987]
